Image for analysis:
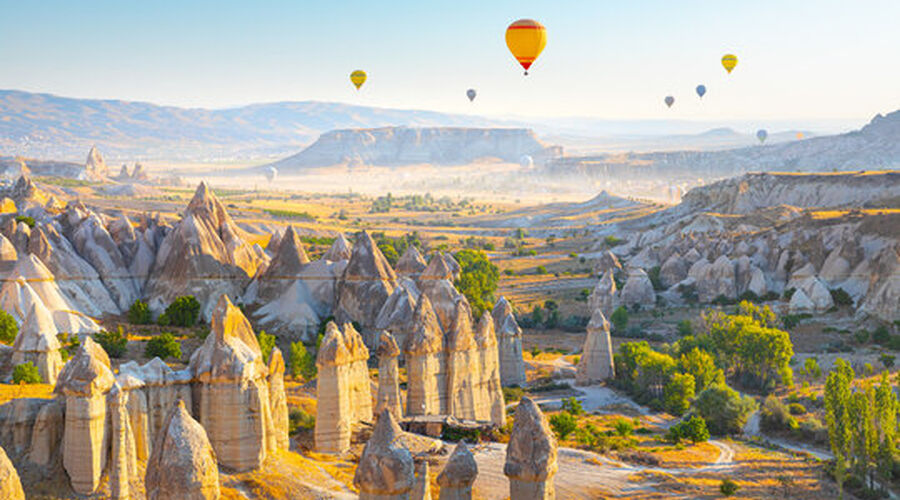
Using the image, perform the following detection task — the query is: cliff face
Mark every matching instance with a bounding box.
[270,127,560,169]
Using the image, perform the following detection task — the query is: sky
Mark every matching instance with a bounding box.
[0,0,898,125]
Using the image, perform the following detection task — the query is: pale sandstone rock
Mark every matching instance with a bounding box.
[55,337,115,495]
[353,410,415,500]
[405,295,446,416]
[266,347,290,451]
[412,460,433,500]
[504,397,558,500]
[375,332,403,422]
[323,232,352,262]
[145,401,220,500]
[418,253,465,332]
[445,300,480,421]
[315,322,353,453]
[588,271,617,319]
[620,267,656,310]
[592,250,622,277]
[437,442,477,500]
[189,295,272,471]
[375,281,420,350]
[576,309,615,385]
[255,225,309,300]
[820,246,852,286]
[659,253,688,289]
[11,302,63,384]
[789,289,816,314]
[0,444,25,500]
[27,398,63,467]
[492,297,526,387]
[396,245,427,277]
[335,231,398,328]
[341,322,374,424]
[474,312,505,427]
[0,233,17,260]
[108,384,137,500]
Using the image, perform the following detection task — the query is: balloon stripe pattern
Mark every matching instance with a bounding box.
[721,54,738,74]
[350,70,367,90]
[505,19,547,73]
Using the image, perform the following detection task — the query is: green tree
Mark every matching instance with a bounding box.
[127,299,152,324]
[144,333,182,360]
[760,395,796,432]
[692,383,757,435]
[95,327,128,358]
[802,357,822,379]
[561,397,584,416]
[12,362,42,384]
[290,341,317,381]
[610,306,629,332]
[678,348,724,393]
[257,330,276,363]
[825,359,853,496]
[874,372,897,485]
[676,319,693,337]
[0,310,18,345]
[667,415,710,444]
[453,249,499,317]
[664,372,695,416]
[549,412,577,440]
[720,478,739,496]
[165,296,201,327]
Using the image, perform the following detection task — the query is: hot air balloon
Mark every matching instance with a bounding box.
[664,96,675,108]
[265,166,278,182]
[721,54,738,74]
[696,85,707,98]
[796,132,804,140]
[467,89,477,102]
[350,70,367,90]
[519,155,534,168]
[756,129,768,144]
[505,19,547,75]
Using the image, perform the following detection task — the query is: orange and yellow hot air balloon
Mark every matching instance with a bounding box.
[721,54,738,74]
[350,70,367,90]
[505,19,547,75]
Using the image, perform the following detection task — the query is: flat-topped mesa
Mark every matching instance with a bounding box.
[417,253,465,332]
[396,245,427,278]
[437,442,478,500]
[146,401,221,500]
[266,347,290,451]
[504,397,558,500]
[404,295,446,416]
[474,311,506,426]
[315,322,353,453]
[11,302,63,384]
[342,322,374,424]
[576,309,615,386]
[0,445,25,500]
[323,232,352,262]
[353,410,415,500]
[445,299,480,420]
[588,271,617,320]
[55,337,115,495]
[375,332,403,422]
[491,297,526,387]
[335,231,398,328]
[145,182,268,321]
[189,295,273,471]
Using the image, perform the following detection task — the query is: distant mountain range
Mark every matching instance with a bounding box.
[0,89,507,162]
[549,109,900,179]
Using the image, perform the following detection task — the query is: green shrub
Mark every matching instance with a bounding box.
[829,288,854,307]
[667,415,710,444]
[14,215,35,228]
[613,418,635,437]
[57,333,80,362]
[535,265,547,275]
[783,288,796,300]
[604,235,624,247]
[257,330,276,363]
[12,362,42,384]
[854,329,870,344]
[549,412,577,440]
[95,327,128,358]
[561,397,584,416]
[760,395,796,432]
[502,386,525,404]
[144,333,181,361]
[647,266,664,291]
[288,408,315,435]
[664,372,695,416]
[127,299,152,324]
[801,357,822,379]
[880,353,896,369]
[453,249,500,317]
[872,325,891,345]
[676,319,693,337]
[164,296,201,328]
[720,478,740,496]
[290,341,317,380]
[693,383,757,435]
[788,403,806,415]
[0,310,18,345]
[610,306,629,332]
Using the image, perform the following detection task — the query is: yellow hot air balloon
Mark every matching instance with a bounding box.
[505,19,547,75]
[796,132,804,140]
[721,54,738,74]
[350,70,367,90]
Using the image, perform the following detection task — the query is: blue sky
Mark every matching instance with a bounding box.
[0,0,898,122]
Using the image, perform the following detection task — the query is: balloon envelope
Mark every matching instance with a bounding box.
[466,89,476,102]
[265,167,277,182]
[721,54,738,74]
[756,129,768,143]
[796,132,804,140]
[350,70,367,90]
[519,155,534,168]
[664,96,675,108]
[696,85,707,98]
[506,19,547,74]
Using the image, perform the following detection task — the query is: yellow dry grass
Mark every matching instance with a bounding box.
[0,383,54,404]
